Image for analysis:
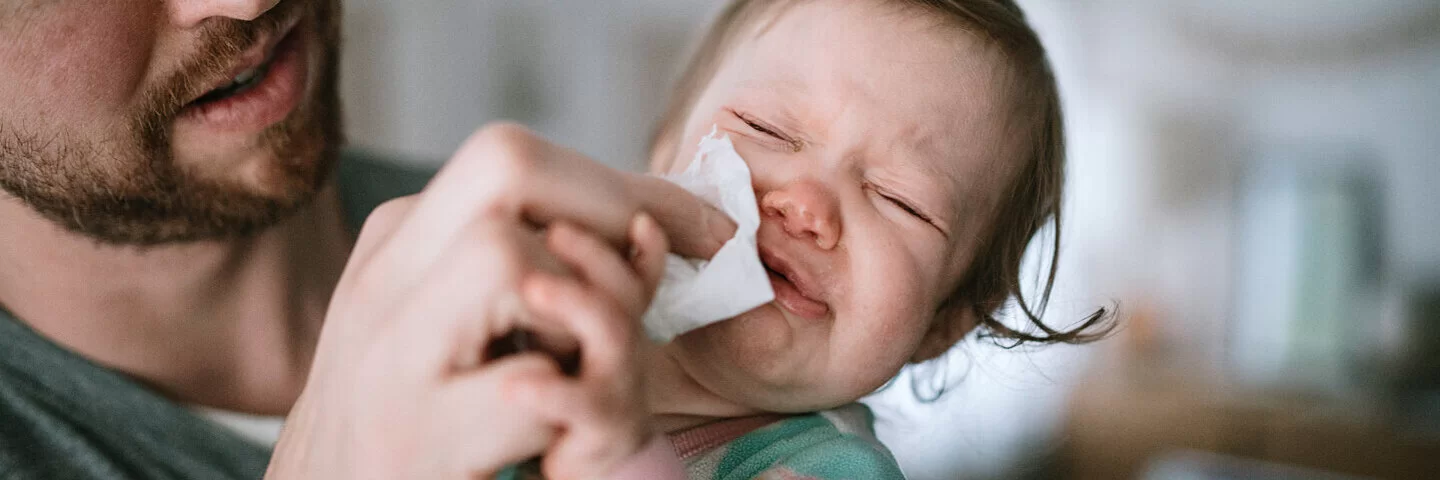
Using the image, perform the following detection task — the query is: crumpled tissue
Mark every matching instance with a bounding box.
[641,126,775,342]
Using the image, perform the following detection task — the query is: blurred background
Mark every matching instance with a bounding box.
[338,1,1440,478]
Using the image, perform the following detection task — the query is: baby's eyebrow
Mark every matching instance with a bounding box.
[890,153,971,227]
[914,157,962,189]
[735,76,808,98]
[890,139,965,192]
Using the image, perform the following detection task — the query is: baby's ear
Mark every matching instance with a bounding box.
[910,301,982,363]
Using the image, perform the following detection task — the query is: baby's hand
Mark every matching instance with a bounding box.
[511,214,671,480]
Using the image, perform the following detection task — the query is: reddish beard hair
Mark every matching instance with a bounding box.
[0,0,345,245]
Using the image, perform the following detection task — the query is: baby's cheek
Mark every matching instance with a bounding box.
[658,119,716,174]
[662,144,696,175]
[846,246,930,332]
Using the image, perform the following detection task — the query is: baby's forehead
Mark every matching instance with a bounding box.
[735,3,1016,151]
[730,33,1015,174]
[744,0,1009,76]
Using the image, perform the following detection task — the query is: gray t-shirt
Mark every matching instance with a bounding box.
[0,151,433,479]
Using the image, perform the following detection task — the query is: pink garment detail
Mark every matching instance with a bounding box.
[754,467,823,480]
[666,414,791,460]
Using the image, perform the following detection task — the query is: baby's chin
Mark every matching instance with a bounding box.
[668,304,883,413]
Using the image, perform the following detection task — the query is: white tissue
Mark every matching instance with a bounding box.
[642,127,775,342]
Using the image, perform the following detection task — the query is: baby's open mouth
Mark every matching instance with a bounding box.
[760,250,830,320]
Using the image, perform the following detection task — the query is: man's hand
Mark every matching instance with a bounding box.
[511,218,668,480]
[265,123,732,479]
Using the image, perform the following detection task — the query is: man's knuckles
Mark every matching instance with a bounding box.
[363,196,418,235]
[449,122,547,191]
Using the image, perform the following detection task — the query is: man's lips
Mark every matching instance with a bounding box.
[185,14,304,106]
[759,247,830,320]
[175,14,309,133]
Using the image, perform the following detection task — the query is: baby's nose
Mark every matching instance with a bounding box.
[761,180,841,250]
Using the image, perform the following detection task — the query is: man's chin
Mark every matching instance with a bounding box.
[170,146,319,200]
[27,128,338,246]
[91,168,331,246]
[0,0,344,247]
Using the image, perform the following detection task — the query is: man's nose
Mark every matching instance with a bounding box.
[761,179,843,250]
[168,0,281,27]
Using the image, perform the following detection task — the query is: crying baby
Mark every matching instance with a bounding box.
[627,0,1113,479]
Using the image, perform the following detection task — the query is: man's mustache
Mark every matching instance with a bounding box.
[137,0,309,132]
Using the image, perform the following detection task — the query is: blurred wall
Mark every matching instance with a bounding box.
[1048,0,1440,373]
[340,0,717,170]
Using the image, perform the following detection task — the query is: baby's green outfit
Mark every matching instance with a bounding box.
[672,403,905,480]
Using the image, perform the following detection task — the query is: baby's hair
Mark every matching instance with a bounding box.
[650,0,1115,358]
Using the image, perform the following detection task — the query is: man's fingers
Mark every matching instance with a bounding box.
[386,219,566,373]
[418,123,638,248]
[350,195,419,266]
[545,221,647,317]
[370,124,733,282]
[337,196,431,301]
[628,212,669,302]
[624,174,736,260]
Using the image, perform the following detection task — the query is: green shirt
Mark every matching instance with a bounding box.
[0,150,433,479]
[678,404,906,480]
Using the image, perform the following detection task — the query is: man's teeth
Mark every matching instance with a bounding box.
[189,56,274,105]
[232,67,260,85]
[208,62,268,96]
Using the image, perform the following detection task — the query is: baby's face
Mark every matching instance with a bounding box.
[658,0,1021,412]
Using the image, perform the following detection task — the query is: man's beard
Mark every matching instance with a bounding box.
[0,0,344,245]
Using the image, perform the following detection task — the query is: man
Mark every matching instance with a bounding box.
[0,0,731,478]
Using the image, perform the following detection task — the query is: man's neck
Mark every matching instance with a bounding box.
[0,187,352,416]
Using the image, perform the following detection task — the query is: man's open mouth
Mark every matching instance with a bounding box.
[192,56,276,106]
[174,14,309,133]
[182,9,304,110]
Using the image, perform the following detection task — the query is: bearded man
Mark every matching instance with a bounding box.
[0,1,730,478]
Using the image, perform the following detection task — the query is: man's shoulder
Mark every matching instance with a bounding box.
[0,313,273,480]
[0,379,272,480]
[337,148,439,232]
[0,384,131,479]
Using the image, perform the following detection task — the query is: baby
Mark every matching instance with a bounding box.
[508,0,1109,478]
[636,0,1111,478]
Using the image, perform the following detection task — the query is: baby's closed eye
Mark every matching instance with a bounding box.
[864,180,945,235]
[731,109,803,153]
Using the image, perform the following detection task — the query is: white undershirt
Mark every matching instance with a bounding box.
[191,406,286,448]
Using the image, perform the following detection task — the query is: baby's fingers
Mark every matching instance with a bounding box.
[522,273,637,379]
[513,375,648,480]
[440,352,564,474]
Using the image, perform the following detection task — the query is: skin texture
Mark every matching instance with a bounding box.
[647,0,1022,419]
[0,0,345,414]
[272,124,731,479]
[0,0,342,244]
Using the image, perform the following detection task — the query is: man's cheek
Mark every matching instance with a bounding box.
[14,4,155,118]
